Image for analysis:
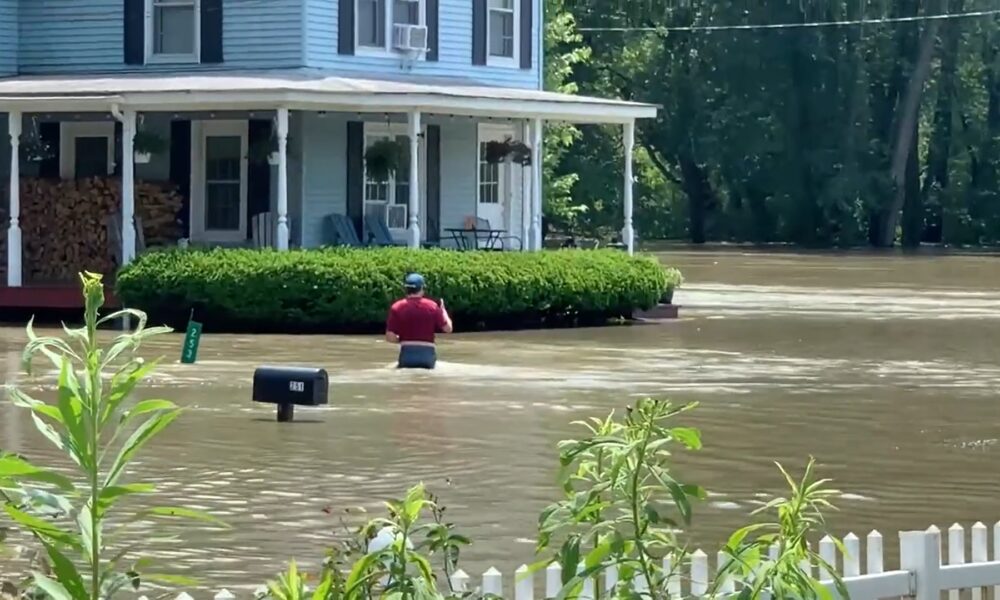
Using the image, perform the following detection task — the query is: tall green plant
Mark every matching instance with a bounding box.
[536,399,705,600]
[713,458,847,600]
[0,272,222,600]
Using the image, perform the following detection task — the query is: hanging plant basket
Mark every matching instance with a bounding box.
[248,134,293,166]
[133,130,169,158]
[133,151,152,164]
[484,138,532,166]
[20,136,55,163]
[364,138,404,180]
[267,151,280,166]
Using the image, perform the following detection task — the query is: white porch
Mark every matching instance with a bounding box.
[0,71,656,288]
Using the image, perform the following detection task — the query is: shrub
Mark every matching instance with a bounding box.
[115,248,678,333]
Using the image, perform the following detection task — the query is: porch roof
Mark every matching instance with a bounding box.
[0,70,657,124]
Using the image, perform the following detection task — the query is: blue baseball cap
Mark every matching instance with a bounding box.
[404,273,425,290]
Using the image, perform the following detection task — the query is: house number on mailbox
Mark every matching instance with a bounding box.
[289,381,305,392]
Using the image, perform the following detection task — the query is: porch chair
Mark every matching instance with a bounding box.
[326,214,364,247]
[363,214,407,247]
[106,214,147,266]
[251,211,276,249]
[475,216,522,251]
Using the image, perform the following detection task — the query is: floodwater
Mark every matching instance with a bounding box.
[3,249,1000,587]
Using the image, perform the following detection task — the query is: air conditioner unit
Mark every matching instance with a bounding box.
[393,24,428,53]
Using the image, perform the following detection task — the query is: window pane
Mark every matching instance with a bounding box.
[489,11,514,57]
[74,137,109,179]
[392,0,419,25]
[387,205,407,229]
[488,0,513,8]
[205,183,241,230]
[154,4,195,55]
[204,136,242,231]
[359,0,385,46]
[206,136,241,181]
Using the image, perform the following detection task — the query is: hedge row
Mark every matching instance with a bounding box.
[115,248,682,333]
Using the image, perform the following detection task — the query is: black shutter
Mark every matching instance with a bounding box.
[425,125,441,242]
[338,0,355,55]
[247,119,273,240]
[201,0,224,63]
[113,121,123,177]
[169,120,192,237]
[124,0,145,65]
[346,121,364,237]
[38,122,60,179]
[427,0,439,61]
[472,0,487,66]
[519,0,532,70]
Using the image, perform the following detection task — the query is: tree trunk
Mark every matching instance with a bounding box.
[678,154,711,244]
[901,124,922,247]
[878,15,943,247]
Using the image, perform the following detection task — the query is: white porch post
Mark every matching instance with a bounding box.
[623,120,635,255]
[529,118,543,251]
[521,121,530,250]
[407,110,422,249]
[121,109,137,264]
[276,107,290,250]
[7,111,21,287]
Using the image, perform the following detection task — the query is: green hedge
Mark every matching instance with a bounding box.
[115,248,680,333]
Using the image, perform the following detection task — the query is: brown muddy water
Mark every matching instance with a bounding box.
[3,250,1000,588]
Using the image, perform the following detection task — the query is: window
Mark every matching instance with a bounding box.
[364,133,412,231]
[478,142,500,205]
[204,136,242,232]
[356,0,423,52]
[59,122,115,180]
[487,0,517,63]
[147,0,199,61]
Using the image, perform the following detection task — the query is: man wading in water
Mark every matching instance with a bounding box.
[385,273,453,369]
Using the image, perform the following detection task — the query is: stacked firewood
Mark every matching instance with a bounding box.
[18,177,183,283]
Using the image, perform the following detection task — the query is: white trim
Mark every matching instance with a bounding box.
[486,0,519,68]
[190,119,249,243]
[362,121,426,240]
[7,111,21,287]
[476,122,515,237]
[145,0,201,64]
[59,121,116,180]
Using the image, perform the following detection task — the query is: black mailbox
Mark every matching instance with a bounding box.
[252,366,329,422]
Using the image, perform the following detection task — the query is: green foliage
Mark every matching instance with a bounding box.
[258,484,472,600]
[365,139,405,181]
[714,458,847,600]
[115,248,676,333]
[132,131,169,156]
[0,272,224,600]
[536,399,706,600]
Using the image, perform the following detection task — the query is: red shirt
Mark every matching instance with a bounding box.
[386,297,448,344]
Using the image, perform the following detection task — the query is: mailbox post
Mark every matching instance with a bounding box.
[252,366,329,422]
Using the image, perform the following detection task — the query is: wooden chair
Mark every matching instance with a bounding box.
[363,214,406,247]
[326,214,364,247]
[474,216,522,251]
[252,211,290,249]
[107,213,147,266]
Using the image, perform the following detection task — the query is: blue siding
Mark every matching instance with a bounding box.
[19,0,305,74]
[304,0,540,89]
[0,0,16,75]
[300,112,347,248]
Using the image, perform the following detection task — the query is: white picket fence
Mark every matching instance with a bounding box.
[172,522,1000,600]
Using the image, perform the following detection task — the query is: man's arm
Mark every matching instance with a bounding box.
[386,305,401,343]
[385,330,400,343]
[438,299,454,334]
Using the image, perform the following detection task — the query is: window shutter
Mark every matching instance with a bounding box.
[426,0,439,62]
[519,0,532,70]
[472,0,487,66]
[338,0,355,55]
[425,125,441,242]
[38,122,60,179]
[247,120,273,239]
[123,0,145,65]
[169,120,193,238]
[201,0,224,63]
[346,121,365,237]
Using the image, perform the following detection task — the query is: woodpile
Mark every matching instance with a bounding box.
[17,177,183,283]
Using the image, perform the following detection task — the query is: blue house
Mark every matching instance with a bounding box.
[0,0,655,291]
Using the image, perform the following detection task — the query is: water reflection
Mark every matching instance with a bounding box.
[2,250,1000,587]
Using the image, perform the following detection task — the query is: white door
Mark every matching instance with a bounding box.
[191,120,249,243]
[363,124,427,242]
[477,125,513,238]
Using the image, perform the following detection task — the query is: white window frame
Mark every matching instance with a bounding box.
[354,0,426,57]
[363,122,425,238]
[145,0,201,64]
[59,122,116,180]
[190,120,249,244]
[486,0,519,68]
[476,123,516,235]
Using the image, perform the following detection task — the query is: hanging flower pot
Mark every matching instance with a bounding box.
[364,138,404,181]
[267,151,280,166]
[20,136,55,164]
[484,138,532,166]
[133,151,152,164]
[132,130,168,163]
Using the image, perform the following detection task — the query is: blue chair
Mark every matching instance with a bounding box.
[364,214,407,247]
[326,214,364,247]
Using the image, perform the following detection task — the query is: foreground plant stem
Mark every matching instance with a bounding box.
[630,409,658,600]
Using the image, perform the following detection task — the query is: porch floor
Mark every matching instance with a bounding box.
[0,285,119,312]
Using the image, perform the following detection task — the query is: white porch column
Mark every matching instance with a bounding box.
[276,107,290,250]
[529,118,543,251]
[521,121,530,250]
[121,109,137,264]
[7,112,21,287]
[623,120,635,255]
[407,110,422,249]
